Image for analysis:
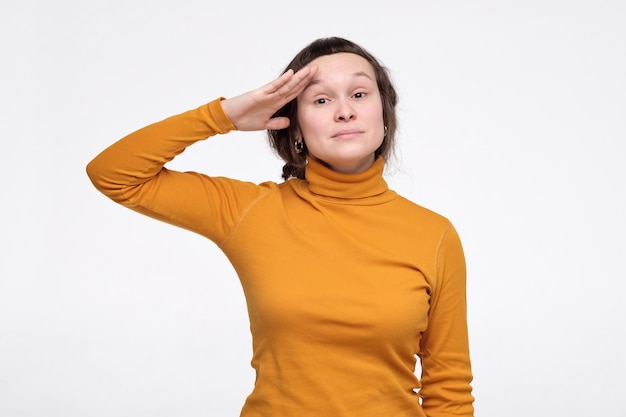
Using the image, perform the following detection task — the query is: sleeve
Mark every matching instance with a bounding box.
[418,223,475,417]
[86,98,268,244]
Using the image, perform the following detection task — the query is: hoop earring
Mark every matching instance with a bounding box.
[294,140,304,154]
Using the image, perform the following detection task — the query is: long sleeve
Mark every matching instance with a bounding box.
[86,98,268,243]
[86,97,476,417]
[418,224,475,417]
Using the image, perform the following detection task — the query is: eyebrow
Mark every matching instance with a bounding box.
[302,71,374,93]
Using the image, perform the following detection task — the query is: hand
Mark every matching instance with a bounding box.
[220,66,318,131]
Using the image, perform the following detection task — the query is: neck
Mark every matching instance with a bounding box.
[308,154,376,175]
[303,156,392,201]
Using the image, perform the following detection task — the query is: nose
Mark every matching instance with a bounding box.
[335,99,355,122]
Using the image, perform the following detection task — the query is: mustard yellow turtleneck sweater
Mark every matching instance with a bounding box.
[87,99,474,417]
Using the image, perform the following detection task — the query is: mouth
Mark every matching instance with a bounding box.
[332,129,364,139]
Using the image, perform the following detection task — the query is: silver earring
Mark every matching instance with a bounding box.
[384,126,388,136]
[294,140,304,154]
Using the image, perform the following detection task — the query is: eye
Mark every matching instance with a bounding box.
[353,91,367,99]
[315,98,327,104]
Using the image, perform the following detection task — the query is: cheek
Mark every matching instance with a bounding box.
[297,109,325,137]
[363,99,385,123]
[366,108,386,136]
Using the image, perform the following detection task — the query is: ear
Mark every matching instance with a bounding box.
[294,127,302,140]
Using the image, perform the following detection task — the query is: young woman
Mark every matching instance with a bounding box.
[87,37,475,417]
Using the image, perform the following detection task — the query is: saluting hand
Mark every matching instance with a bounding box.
[220,66,318,132]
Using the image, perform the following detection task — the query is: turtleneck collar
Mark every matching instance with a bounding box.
[303,156,394,201]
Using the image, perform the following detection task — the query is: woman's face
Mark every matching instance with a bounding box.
[296,53,385,174]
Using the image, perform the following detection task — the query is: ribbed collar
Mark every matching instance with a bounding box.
[304,156,393,201]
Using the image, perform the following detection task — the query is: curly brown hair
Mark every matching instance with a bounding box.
[267,37,398,180]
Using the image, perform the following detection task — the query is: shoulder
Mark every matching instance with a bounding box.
[393,194,453,231]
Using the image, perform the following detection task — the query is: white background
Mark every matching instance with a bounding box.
[2,1,625,416]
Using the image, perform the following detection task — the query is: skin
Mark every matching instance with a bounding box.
[221,52,385,174]
[296,53,385,174]
[221,66,318,131]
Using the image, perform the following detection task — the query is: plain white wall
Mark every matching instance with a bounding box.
[1,1,625,416]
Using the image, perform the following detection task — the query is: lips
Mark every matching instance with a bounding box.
[332,129,363,139]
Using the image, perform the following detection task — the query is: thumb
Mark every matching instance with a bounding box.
[265,117,291,131]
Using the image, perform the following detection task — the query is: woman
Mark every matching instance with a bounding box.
[87,37,475,417]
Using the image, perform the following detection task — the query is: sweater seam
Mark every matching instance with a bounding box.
[432,222,452,299]
[217,186,272,248]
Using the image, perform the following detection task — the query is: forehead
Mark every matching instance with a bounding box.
[307,52,376,81]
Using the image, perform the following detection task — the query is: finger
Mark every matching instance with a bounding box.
[265,116,290,130]
[263,69,296,95]
[286,65,318,95]
[272,66,317,101]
